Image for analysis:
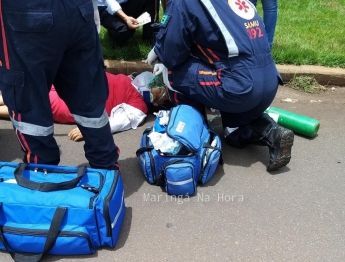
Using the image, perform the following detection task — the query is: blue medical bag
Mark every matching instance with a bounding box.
[0,162,125,261]
[136,104,223,196]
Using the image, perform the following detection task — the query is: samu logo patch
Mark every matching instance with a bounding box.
[228,0,255,20]
[160,14,171,27]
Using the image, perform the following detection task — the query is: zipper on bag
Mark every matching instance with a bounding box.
[103,170,121,237]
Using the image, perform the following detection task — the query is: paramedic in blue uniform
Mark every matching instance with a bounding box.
[0,0,120,170]
[146,0,294,171]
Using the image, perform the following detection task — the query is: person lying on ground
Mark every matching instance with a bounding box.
[0,72,148,142]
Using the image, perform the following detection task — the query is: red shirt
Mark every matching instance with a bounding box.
[50,73,148,124]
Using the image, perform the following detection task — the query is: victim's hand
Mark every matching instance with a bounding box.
[68,127,84,142]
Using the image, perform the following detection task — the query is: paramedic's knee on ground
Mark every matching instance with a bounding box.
[144,0,293,171]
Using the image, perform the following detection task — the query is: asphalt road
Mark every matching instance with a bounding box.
[1,85,345,262]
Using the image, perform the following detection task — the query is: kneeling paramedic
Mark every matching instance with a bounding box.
[145,0,294,171]
[0,0,120,170]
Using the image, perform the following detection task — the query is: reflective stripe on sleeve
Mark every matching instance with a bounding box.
[199,0,239,57]
[11,118,54,136]
[73,110,109,128]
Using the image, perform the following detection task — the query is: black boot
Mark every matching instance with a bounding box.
[249,114,294,171]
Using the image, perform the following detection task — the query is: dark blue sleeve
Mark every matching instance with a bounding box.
[154,1,194,69]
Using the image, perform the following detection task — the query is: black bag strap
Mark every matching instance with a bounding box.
[199,132,224,180]
[202,142,224,166]
[158,159,183,186]
[203,142,222,152]
[14,163,86,192]
[0,203,67,262]
[136,126,154,157]
[203,142,224,164]
[135,146,154,157]
[206,130,224,165]
[161,159,182,170]
[144,126,153,133]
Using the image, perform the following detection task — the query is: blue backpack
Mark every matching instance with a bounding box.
[136,105,223,196]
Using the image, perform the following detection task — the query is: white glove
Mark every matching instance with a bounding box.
[153,63,165,76]
[145,48,158,67]
[94,10,101,34]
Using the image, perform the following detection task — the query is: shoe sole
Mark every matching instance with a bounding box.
[267,129,294,171]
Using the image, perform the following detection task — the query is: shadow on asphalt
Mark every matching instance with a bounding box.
[219,142,292,175]
[0,128,22,162]
[114,207,132,250]
[118,157,146,199]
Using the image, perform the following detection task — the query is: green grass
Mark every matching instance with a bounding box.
[99,27,151,61]
[100,0,345,68]
[272,0,345,68]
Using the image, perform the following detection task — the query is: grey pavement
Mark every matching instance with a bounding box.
[0,68,345,261]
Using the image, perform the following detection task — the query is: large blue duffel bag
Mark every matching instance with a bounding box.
[0,162,125,261]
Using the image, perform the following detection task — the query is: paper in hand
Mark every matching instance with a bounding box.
[137,12,151,26]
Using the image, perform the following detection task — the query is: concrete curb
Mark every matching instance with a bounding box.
[277,65,345,86]
[104,60,345,86]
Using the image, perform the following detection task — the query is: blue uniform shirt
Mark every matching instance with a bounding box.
[155,0,272,70]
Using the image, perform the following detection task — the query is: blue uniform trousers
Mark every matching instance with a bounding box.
[0,0,119,169]
[168,56,278,123]
[167,56,280,148]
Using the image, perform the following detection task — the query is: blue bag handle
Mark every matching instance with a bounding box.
[14,163,86,192]
[0,203,67,262]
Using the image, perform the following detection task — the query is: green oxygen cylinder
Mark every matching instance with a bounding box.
[264,106,320,138]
